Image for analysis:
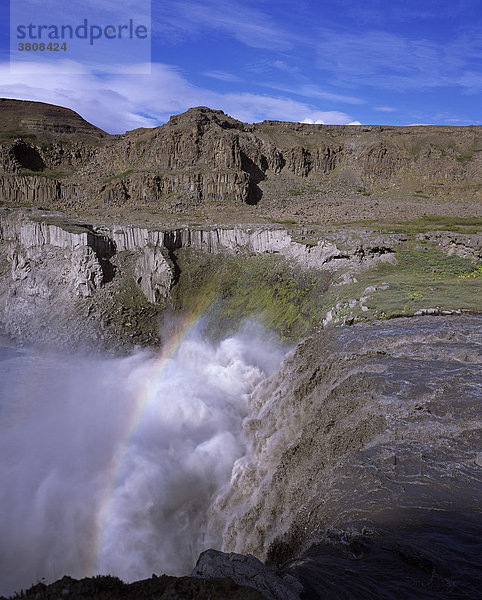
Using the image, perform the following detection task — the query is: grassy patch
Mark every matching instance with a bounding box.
[341,215,482,235]
[171,243,481,340]
[103,169,134,184]
[20,168,66,180]
[172,249,331,340]
[321,247,481,324]
[278,219,298,225]
[0,130,37,144]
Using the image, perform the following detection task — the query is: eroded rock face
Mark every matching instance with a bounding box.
[0,207,477,351]
[71,246,104,297]
[109,222,397,273]
[135,246,174,304]
[1,101,480,210]
[416,230,482,261]
[192,550,302,600]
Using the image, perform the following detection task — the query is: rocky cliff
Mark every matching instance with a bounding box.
[0,207,402,349]
[0,101,480,224]
[1,206,480,350]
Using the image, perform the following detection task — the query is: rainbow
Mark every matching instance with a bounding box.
[87,293,216,576]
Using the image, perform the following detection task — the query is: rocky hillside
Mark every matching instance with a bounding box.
[0,98,106,144]
[1,207,480,351]
[0,100,480,224]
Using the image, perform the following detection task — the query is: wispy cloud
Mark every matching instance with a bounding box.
[331,0,480,25]
[0,61,358,133]
[14,0,151,24]
[201,70,242,83]
[272,60,300,74]
[260,81,363,105]
[316,29,482,92]
[154,0,294,50]
[375,106,396,112]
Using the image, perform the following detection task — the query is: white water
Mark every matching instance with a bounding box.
[0,324,286,596]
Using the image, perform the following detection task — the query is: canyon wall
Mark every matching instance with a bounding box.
[0,101,480,211]
[0,208,401,349]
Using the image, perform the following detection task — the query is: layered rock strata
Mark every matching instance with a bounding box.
[0,101,480,212]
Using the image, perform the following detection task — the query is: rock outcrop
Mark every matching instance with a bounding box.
[2,206,480,349]
[0,207,395,349]
[416,230,482,261]
[192,550,302,600]
[0,101,480,213]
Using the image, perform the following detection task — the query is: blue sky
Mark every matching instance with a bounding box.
[0,0,481,133]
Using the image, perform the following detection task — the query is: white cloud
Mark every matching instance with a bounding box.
[154,0,295,51]
[348,120,362,125]
[272,60,300,74]
[201,70,242,83]
[0,61,358,133]
[316,29,482,92]
[375,106,396,112]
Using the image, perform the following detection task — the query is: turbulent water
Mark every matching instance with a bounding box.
[0,324,286,596]
[213,315,482,599]
[1,316,481,600]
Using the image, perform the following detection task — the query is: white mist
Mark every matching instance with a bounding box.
[0,323,286,596]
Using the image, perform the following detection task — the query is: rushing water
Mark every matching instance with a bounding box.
[0,325,286,596]
[1,316,481,599]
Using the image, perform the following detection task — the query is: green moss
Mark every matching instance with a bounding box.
[103,169,134,184]
[20,168,66,180]
[170,241,480,340]
[172,249,331,340]
[321,247,481,324]
[341,215,482,235]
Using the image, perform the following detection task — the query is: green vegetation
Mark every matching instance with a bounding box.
[343,215,482,235]
[103,169,134,184]
[456,146,482,163]
[0,130,37,144]
[321,247,481,324]
[20,168,66,180]
[413,190,430,199]
[172,249,331,340]
[171,240,480,341]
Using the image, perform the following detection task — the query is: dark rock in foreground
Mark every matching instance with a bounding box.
[2,571,264,600]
